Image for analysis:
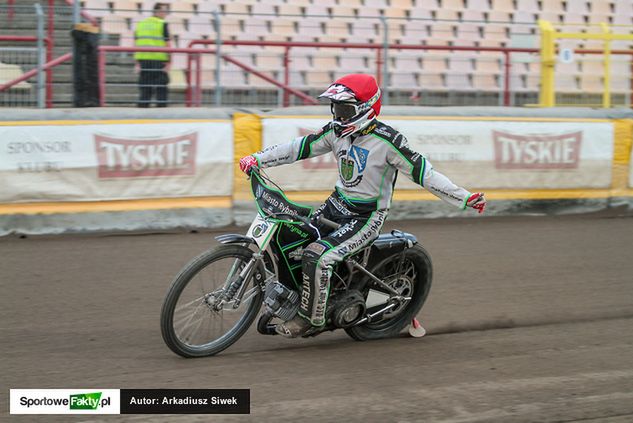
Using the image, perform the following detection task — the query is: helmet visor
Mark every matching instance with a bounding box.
[331,102,358,122]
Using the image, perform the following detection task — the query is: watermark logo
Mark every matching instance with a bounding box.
[493,130,582,170]
[11,389,250,415]
[70,392,105,410]
[10,389,119,414]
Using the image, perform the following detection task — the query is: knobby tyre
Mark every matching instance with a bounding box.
[345,245,433,341]
[160,245,264,357]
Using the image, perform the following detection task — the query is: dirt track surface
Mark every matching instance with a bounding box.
[2,212,633,422]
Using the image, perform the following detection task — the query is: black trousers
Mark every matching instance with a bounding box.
[276,192,388,326]
[138,60,169,108]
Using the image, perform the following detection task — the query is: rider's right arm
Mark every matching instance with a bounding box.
[253,123,334,168]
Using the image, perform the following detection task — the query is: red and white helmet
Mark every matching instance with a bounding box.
[318,74,382,137]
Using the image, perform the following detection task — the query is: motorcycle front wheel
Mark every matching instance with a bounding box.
[345,244,433,341]
[160,245,264,357]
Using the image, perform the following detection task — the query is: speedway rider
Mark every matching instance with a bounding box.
[240,74,486,338]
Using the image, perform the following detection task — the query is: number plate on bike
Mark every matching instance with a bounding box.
[247,214,277,249]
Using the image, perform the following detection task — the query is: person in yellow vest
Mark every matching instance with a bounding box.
[134,3,171,107]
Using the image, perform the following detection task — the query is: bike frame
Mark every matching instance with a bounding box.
[213,169,417,328]
[238,212,408,309]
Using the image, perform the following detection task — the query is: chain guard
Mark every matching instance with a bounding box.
[327,290,366,328]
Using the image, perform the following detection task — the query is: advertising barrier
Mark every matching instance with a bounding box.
[0,107,631,235]
[0,120,233,203]
[630,143,633,188]
[262,117,614,191]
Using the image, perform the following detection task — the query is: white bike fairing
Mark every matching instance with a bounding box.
[246,214,278,250]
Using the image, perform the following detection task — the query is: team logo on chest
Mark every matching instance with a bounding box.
[339,145,369,186]
[341,158,355,181]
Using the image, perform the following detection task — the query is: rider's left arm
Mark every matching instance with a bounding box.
[385,134,472,209]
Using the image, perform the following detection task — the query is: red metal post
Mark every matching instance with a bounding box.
[283,46,290,107]
[98,49,105,106]
[0,35,40,42]
[46,0,54,108]
[8,0,15,22]
[195,54,202,106]
[185,53,192,107]
[503,51,511,106]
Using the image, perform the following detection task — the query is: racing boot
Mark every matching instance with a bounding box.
[275,315,311,338]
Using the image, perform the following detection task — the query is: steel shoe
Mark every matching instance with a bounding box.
[275,315,311,338]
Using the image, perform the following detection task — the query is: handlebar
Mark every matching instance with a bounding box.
[261,210,341,240]
[250,167,341,234]
[317,215,341,230]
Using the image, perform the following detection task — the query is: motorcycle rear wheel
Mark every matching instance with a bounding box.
[345,245,432,341]
[160,245,264,357]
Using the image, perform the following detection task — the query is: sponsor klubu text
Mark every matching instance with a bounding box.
[95,133,197,178]
[7,141,72,154]
[493,130,582,169]
[7,141,72,173]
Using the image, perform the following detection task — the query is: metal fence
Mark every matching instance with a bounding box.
[2,2,633,108]
[88,5,549,108]
[0,4,55,108]
[0,47,39,107]
[550,29,633,107]
[554,54,632,107]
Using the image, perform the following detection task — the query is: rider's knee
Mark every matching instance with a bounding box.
[302,242,326,271]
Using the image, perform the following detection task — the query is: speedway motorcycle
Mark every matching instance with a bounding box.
[160,169,433,357]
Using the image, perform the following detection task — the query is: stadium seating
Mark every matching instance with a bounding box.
[0,62,30,90]
[473,73,499,91]
[84,0,633,100]
[113,0,140,18]
[168,69,188,91]
[85,0,111,17]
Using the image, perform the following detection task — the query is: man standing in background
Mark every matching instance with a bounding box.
[134,3,171,107]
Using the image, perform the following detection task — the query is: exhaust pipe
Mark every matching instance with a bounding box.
[256,311,277,335]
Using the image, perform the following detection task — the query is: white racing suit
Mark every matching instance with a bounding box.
[253,119,471,327]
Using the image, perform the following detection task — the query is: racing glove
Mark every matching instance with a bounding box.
[466,192,486,214]
[239,155,258,174]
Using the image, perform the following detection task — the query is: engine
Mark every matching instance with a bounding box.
[263,282,366,330]
[263,281,300,321]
